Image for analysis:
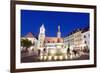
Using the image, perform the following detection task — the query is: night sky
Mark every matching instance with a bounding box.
[21,10,89,37]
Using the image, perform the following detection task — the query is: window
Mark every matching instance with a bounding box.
[84,41,87,44]
[88,34,90,37]
[53,41,55,43]
[57,38,60,43]
[84,35,86,38]
[48,41,50,43]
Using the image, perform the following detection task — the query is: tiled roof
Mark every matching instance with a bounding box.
[81,27,89,33]
[45,37,63,43]
[65,27,89,37]
[25,32,38,39]
[25,32,34,37]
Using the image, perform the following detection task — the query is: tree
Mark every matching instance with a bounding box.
[21,39,32,52]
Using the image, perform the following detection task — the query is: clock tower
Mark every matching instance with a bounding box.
[37,24,45,49]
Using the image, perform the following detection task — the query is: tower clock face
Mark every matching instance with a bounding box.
[41,28,45,32]
[41,28,44,32]
[40,26,45,34]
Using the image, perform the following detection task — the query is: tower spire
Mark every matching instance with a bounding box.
[57,25,61,38]
[58,25,60,32]
[40,23,45,34]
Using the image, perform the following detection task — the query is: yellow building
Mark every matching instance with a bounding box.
[64,29,82,50]
[73,29,82,50]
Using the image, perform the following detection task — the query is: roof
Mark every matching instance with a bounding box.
[25,32,34,37]
[81,27,89,33]
[25,32,38,39]
[45,37,63,43]
[65,27,89,37]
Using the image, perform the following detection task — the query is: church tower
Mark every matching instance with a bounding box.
[37,24,45,49]
[57,25,61,38]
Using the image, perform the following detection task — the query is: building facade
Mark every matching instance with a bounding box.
[73,30,82,50]
[36,24,66,56]
[81,29,90,50]
[21,24,90,58]
[64,28,89,51]
[21,32,38,51]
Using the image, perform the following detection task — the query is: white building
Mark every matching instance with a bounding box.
[81,29,90,50]
[21,32,38,51]
[64,29,82,50]
[64,28,90,51]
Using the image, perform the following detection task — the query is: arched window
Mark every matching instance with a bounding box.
[53,41,55,43]
[48,41,50,43]
[84,41,87,44]
[57,38,60,43]
[84,35,86,38]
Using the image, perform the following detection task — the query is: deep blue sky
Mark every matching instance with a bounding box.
[21,10,89,37]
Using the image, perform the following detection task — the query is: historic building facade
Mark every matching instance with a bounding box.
[21,24,90,52]
[81,29,90,50]
[64,28,89,51]
[64,29,82,51]
[21,32,38,51]
[36,24,65,56]
[21,24,90,60]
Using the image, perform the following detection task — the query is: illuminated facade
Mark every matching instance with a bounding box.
[21,24,90,60]
[36,24,65,56]
[21,32,38,51]
[81,29,90,50]
[64,28,89,51]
